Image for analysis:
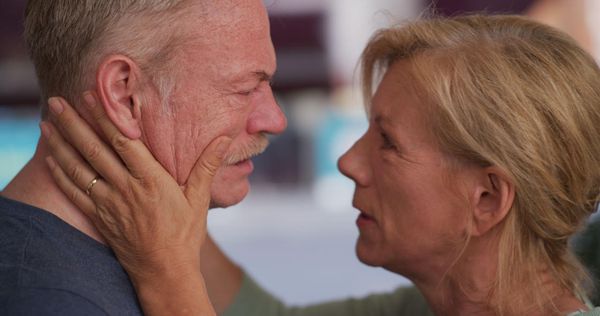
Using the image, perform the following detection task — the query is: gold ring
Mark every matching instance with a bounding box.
[85,177,100,196]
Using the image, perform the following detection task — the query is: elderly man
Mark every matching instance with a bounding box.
[0,0,285,314]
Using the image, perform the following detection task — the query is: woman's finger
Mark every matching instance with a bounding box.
[41,121,103,192]
[47,97,129,186]
[81,92,166,180]
[184,136,232,212]
[45,153,115,231]
[45,155,97,219]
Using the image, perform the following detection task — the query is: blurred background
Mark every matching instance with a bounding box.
[1,0,599,306]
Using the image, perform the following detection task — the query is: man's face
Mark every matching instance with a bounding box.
[139,0,286,208]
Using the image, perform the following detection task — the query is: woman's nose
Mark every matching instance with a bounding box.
[338,136,371,187]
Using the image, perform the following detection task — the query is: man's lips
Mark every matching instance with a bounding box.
[234,159,249,166]
[226,150,262,166]
[227,159,254,174]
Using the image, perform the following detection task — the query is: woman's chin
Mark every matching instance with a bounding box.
[355,238,385,268]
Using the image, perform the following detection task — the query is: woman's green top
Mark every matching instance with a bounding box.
[221,274,600,316]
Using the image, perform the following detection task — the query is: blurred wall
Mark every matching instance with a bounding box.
[0,0,38,106]
[433,0,536,15]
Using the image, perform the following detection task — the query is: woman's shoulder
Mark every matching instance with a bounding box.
[569,307,600,316]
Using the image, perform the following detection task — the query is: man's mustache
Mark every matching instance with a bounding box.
[223,134,269,165]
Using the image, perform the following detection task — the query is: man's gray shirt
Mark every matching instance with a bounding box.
[0,195,143,315]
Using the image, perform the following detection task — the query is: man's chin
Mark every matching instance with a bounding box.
[208,181,250,209]
[209,198,242,209]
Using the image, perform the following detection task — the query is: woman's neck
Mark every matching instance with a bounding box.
[411,236,589,316]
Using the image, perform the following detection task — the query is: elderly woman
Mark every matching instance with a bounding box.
[43,15,600,315]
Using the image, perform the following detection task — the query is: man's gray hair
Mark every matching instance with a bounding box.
[24,0,190,116]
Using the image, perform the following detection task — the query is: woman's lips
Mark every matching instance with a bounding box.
[356,212,376,228]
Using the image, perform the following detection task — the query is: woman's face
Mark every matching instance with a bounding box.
[338,61,471,277]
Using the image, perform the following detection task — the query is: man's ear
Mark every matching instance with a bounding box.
[469,166,515,237]
[96,55,143,139]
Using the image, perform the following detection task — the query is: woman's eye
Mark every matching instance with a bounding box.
[380,132,397,150]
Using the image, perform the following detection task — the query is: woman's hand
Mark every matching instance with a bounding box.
[41,92,230,315]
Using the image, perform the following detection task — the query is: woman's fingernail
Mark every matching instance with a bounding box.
[45,156,57,170]
[48,97,64,114]
[39,121,52,139]
[83,92,96,108]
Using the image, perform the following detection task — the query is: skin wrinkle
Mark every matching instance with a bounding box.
[95,3,194,106]
[169,103,178,179]
[138,105,171,177]
[1,7,283,312]
[342,60,472,287]
[189,100,269,165]
[126,0,282,209]
[356,16,600,312]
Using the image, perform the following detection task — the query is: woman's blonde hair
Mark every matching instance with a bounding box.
[361,15,600,315]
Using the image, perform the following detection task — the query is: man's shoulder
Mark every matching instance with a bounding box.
[0,195,97,275]
[0,195,143,315]
[0,195,108,273]
[2,287,108,316]
[0,195,43,271]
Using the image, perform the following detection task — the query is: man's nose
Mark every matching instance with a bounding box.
[247,89,287,135]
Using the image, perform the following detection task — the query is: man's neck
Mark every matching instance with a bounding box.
[1,139,105,244]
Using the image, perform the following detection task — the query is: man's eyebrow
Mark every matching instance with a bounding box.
[230,70,273,84]
[252,71,273,83]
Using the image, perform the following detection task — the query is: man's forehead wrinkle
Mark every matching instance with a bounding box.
[196,0,265,34]
[182,13,268,51]
[174,0,275,91]
[179,1,259,44]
